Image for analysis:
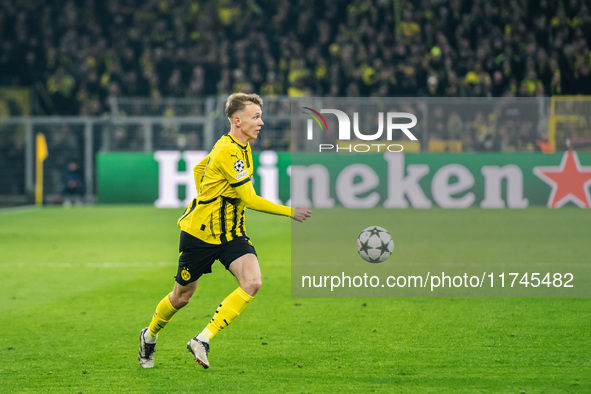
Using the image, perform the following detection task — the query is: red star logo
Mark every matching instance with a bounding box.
[533,151,591,208]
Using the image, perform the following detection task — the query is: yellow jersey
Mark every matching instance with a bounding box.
[178,133,293,244]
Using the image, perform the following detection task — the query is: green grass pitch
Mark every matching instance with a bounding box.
[1,206,590,392]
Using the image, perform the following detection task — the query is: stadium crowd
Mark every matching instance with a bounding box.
[1,0,590,117]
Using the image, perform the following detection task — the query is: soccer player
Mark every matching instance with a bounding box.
[138,92,312,369]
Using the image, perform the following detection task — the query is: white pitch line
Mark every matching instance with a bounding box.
[11,261,172,268]
[0,205,39,214]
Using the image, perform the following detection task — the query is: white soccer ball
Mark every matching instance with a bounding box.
[356,226,394,263]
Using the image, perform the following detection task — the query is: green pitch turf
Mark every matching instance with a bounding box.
[1,206,589,392]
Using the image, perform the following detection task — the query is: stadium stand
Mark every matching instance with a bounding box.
[1,0,590,117]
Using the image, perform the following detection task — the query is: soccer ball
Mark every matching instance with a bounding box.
[356,226,394,263]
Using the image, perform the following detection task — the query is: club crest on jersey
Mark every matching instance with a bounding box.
[234,159,245,172]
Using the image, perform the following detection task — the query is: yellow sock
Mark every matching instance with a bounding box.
[148,294,178,337]
[202,287,254,340]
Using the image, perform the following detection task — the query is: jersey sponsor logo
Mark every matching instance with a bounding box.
[234,159,245,172]
[235,169,249,180]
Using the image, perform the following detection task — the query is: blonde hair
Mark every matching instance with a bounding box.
[225,92,263,119]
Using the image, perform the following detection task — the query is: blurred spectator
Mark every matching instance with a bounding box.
[62,161,84,207]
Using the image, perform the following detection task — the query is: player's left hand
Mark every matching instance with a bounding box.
[292,207,312,222]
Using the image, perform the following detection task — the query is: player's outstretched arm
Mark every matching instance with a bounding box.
[233,180,292,216]
[232,181,312,222]
[292,207,312,222]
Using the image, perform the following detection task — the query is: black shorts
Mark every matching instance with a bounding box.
[175,231,257,285]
